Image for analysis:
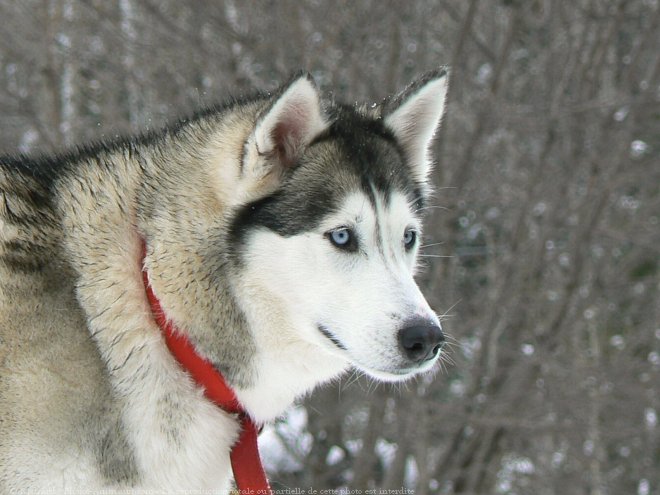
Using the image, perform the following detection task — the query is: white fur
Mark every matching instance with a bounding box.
[385,73,448,182]
[0,72,447,492]
[232,190,441,423]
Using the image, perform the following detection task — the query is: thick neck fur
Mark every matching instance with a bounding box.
[36,102,340,422]
[131,111,346,419]
[1,101,346,438]
[135,125,259,389]
[2,110,276,488]
[54,116,256,384]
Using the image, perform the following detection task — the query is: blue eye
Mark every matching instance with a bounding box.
[331,229,350,245]
[404,228,417,249]
[330,228,351,246]
[327,228,357,251]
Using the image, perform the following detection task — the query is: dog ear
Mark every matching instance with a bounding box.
[384,68,449,182]
[250,73,327,172]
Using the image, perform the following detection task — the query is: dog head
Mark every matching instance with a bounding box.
[229,70,449,382]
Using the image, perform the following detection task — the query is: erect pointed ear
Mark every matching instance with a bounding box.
[249,73,327,172]
[384,68,449,182]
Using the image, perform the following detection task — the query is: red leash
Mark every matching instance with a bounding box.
[141,242,272,494]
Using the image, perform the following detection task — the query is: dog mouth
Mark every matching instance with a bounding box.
[361,358,438,381]
[316,323,438,380]
[317,324,347,351]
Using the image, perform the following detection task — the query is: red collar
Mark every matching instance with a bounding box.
[141,241,272,493]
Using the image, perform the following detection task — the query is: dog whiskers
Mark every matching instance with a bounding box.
[419,242,445,249]
[414,205,451,214]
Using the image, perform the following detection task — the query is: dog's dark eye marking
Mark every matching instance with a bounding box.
[404,228,418,251]
[326,227,358,252]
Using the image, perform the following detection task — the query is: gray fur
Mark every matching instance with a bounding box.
[0,70,448,491]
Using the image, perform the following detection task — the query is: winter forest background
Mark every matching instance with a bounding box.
[0,1,659,494]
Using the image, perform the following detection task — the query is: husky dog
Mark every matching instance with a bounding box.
[0,69,448,492]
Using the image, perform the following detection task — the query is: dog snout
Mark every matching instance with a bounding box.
[398,318,444,363]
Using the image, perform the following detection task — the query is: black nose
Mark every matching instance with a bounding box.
[398,319,444,363]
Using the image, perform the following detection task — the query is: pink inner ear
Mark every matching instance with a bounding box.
[271,122,297,169]
[270,103,309,168]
